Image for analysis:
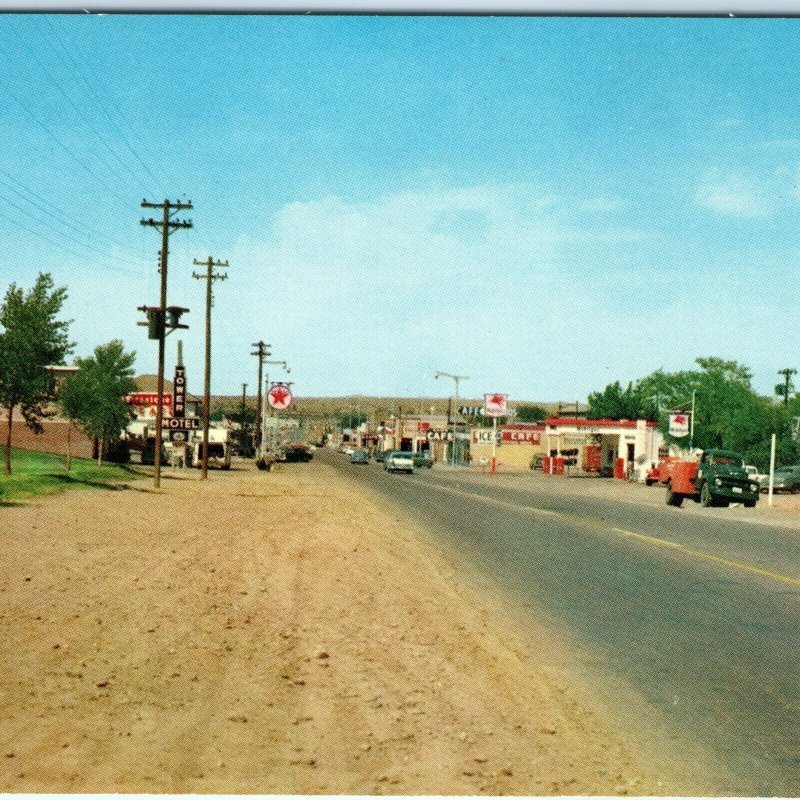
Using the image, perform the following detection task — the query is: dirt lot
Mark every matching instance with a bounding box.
[0,458,732,794]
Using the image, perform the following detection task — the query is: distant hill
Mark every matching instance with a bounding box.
[133,377,586,423]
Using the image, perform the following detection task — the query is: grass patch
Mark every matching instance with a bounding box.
[0,448,141,504]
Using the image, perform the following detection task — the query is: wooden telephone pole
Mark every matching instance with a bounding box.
[192,257,229,479]
[251,340,271,448]
[140,198,193,489]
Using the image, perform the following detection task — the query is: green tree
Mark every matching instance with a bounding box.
[226,403,256,458]
[634,357,798,470]
[0,274,73,475]
[587,381,650,420]
[59,340,136,466]
[340,412,368,431]
[515,405,548,423]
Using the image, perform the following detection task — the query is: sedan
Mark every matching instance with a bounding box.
[385,451,414,474]
[760,465,800,493]
[350,450,370,465]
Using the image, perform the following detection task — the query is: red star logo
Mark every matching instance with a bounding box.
[269,385,291,406]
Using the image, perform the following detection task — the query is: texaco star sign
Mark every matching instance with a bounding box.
[267,383,293,411]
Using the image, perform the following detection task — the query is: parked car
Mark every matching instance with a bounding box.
[744,464,768,485]
[350,449,370,464]
[760,465,800,493]
[283,444,313,463]
[384,451,414,474]
[374,450,390,463]
[412,451,434,469]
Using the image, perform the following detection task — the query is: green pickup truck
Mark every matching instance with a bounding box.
[665,449,760,508]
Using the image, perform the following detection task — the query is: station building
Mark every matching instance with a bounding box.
[542,417,663,481]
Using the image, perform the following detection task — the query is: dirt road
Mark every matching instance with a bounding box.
[1,459,693,794]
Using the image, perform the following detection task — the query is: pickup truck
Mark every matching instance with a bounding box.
[645,456,679,486]
[665,449,760,508]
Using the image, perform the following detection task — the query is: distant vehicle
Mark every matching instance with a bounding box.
[350,449,370,464]
[760,465,800,493]
[665,449,759,508]
[192,439,231,470]
[412,451,434,469]
[283,444,314,463]
[645,456,680,486]
[374,450,390,463]
[384,451,414,474]
[744,464,769,483]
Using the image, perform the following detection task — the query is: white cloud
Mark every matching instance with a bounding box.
[695,171,771,218]
[210,183,653,396]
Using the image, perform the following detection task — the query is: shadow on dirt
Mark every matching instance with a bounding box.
[46,474,124,491]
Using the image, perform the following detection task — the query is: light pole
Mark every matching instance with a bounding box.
[434,370,469,466]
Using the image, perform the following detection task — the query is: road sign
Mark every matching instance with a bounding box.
[268,383,293,410]
[161,416,200,431]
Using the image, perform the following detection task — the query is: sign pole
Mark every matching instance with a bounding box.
[769,432,776,506]
[491,416,497,474]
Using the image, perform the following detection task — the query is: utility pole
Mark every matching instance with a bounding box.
[251,341,272,448]
[192,256,229,480]
[777,368,797,407]
[240,383,249,456]
[140,198,193,489]
[434,370,469,465]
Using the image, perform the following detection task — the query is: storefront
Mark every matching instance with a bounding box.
[470,424,546,470]
[542,418,663,481]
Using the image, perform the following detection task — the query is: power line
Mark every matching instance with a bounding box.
[0,73,131,207]
[7,16,145,195]
[0,206,141,276]
[40,16,164,189]
[0,167,152,263]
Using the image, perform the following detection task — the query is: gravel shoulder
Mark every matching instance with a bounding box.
[1,458,712,794]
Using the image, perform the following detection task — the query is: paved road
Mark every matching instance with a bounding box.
[325,451,800,796]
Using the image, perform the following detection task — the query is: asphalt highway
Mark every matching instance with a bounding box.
[325,451,800,796]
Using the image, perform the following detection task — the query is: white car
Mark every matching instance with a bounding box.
[384,451,414,474]
[745,465,768,484]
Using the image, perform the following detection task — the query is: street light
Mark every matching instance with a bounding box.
[434,370,469,466]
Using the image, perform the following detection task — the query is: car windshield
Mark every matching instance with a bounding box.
[712,454,741,466]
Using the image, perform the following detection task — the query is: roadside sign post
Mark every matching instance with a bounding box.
[769,432,776,506]
[484,393,508,475]
[267,382,293,457]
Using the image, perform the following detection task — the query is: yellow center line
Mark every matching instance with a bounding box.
[411,477,800,588]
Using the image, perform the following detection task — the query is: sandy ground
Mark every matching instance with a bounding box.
[0,458,739,795]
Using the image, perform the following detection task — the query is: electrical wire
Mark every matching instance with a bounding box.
[0,72,133,208]
[39,15,165,190]
[0,206,141,277]
[6,16,146,196]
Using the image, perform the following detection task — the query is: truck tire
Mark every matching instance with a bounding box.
[744,499,756,508]
[700,481,715,507]
[666,482,683,507]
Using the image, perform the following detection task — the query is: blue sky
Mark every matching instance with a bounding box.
[1,14,798,403]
